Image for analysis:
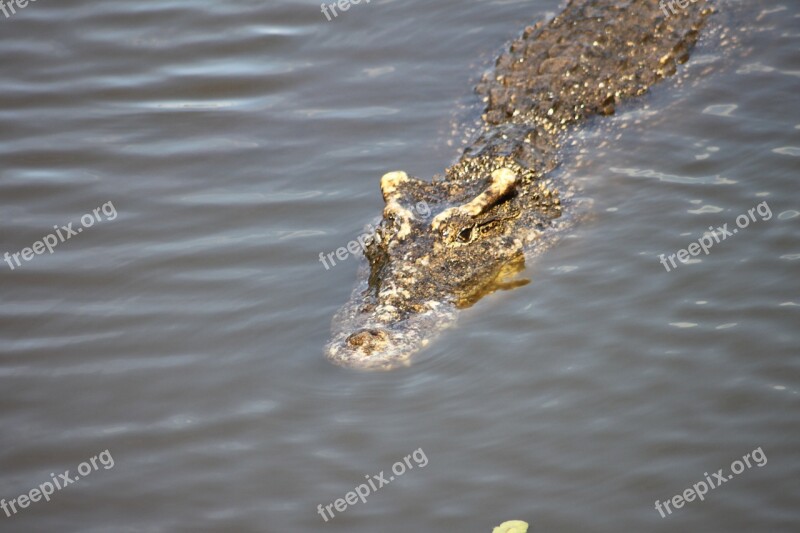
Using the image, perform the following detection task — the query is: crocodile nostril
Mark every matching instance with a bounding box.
[346,328,390,354]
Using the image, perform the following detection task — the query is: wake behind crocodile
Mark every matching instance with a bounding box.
[326,0,713,370]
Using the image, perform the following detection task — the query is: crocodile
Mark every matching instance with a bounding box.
[326,0,712,370]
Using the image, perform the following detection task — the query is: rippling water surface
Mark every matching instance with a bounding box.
[1,0,798,531]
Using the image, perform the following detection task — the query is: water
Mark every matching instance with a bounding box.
[0,0,798,531]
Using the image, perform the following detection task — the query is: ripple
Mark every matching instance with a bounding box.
[702,104,737,117]
[688,205,724,214]
[175,190,324,206]
[736,62,775,75]
[772,146,800,157]
[609,167,736,185]
[363,66,396,77]
[141,100,239,110]
[295,106,400,119]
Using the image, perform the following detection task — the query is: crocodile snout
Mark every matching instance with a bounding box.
[326,297,457,370]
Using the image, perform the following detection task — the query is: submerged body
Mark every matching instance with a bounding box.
[327,0,712,369]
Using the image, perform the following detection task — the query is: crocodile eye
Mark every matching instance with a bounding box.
[457,227,473,243]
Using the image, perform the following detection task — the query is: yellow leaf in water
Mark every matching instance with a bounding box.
[492,520,529,533]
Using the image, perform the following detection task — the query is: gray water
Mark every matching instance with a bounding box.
[0,0,798,531]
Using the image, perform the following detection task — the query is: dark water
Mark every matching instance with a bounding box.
[1,0,798,531]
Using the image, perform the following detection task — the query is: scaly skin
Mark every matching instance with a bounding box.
[326,0,712,370]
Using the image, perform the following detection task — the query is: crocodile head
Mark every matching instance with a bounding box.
[325,167,559,370]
